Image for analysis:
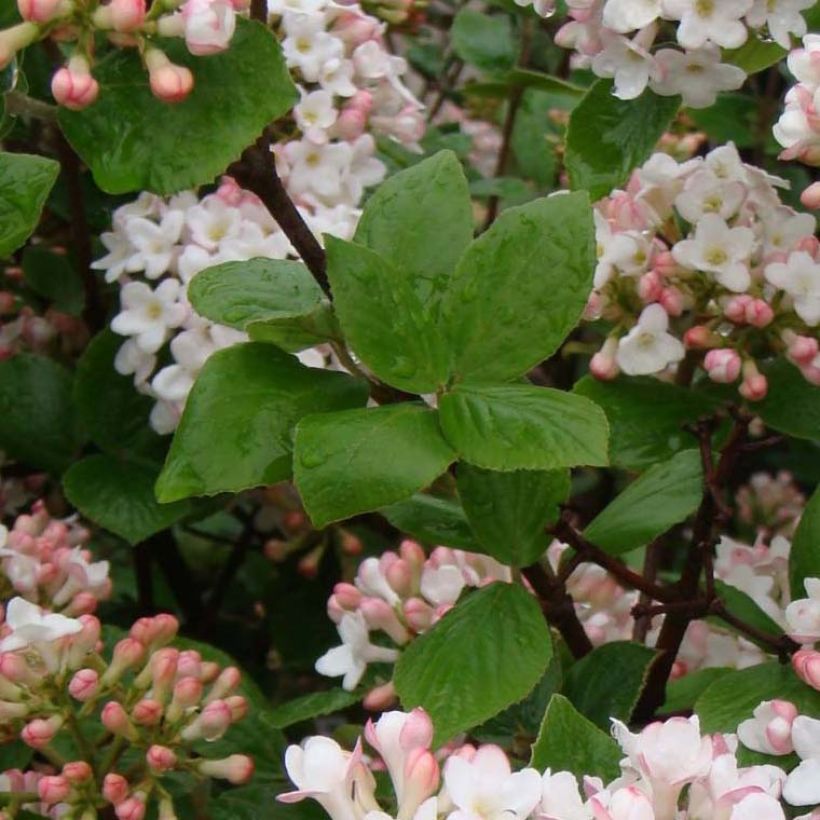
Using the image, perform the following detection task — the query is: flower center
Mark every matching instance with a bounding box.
[695,0,715,16]
[705,246,728,266]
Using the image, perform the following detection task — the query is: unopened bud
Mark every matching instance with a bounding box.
[51,55,99,111]
[21,715,63,749]
[62,761,93,784]
[102,773,129,805]
[101,701,139,740]
[146,744,177,773]
[145,49,193,103]
[68,668,99,702]
[132,698,163,726]
[197,754,255,784]
[38,775,71,804]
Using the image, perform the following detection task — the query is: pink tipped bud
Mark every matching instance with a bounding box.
[205,666,241,703]
[400,708,434,750]
[403,597,434,632]
[145,647,179,700]
[101,702,138,740]
[51,56,99,111]
[173,676,204,709]
[132,698,163,726]
[17,0,66,23]
[745,299,774,328]
[152,613,180,645]
[399,539,426,570]
[197,754,255,784]
[589,337,619,381]
[21,715,63,749]
[68,668,99,702]
[704,349,742,384]
[62,761,92,784]
[182,699,232,742]
[739,360,768,401]
[333,582,363,611]
[659,286,684,317]
[683,325,717,349]
[177,650,202,679]
[115,796,146,820]
[108,0,146,31]
[724,294,753,323]
[103,637,145,685]
[386,558,414,597]
[784,332,819,366]
[145,49,193,103]
[403,747,440,805]
[103,773,130,805]
[146,744,177,773]
[360,597,410,644]
[66,590,99,616]
[0,652,37,686]
[638,271,663,303]
[793,649,820,691]
[225,694,248,722]
[653,250,679,278]
[362,680,397,711]
[38,775,71,804]
[801,181,820,210]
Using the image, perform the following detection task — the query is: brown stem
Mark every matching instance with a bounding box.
[632,539,662,642]
[710,600,800,661]
[522,561,593,659]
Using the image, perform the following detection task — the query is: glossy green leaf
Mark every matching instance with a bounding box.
[457,465,569,566]
[573,376,721,470]
[269,688,360,729]
[395,582,552,743]
[757,359,820,442]
[696,662,820,733]
[353,151,473,307]
[723,37,786,74]
[294,404,456,527]
[156,343,368,502]
[0,354,81,473]
[451,9,517,73]
[790,487,820,600]
[73,330,163,458]
[530,694,621,782]
[64,455,194,545]
[512,89,559,187]
[59,21,297,194]
[0,152,59,256]
[22,247,84,315]
[565,80,680,201]
[561,642,657,729]
[325,236,449,393]
[188,259,326,330]
[380,494,479,549]
[664,667,733,713]
[439,384,609,471]
[441,193,595,383]
[584,449,703,555]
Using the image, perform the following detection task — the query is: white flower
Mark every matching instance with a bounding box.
[91,231,134,283]
[784,716,820,806]
[443,745,542,820]
[295,89,338,144]
[282,14,343,82]
[186,197,243,251]
[672,213,755,291]
[268,0,326,13]
[705,143,748,183]
[594,212,652,287]
[616,303,685,375]
[591,31,658,100]
[419,565,465,607]
[114,338,156,386]
[318,57,357,97]
[785,578,820,642]
[540,770,590,820]
[650,46,746,108]
[737,700,798,756]
[123,210,184,280]
[315,611,400,691]
[283,138,354,203]
[764,251,820,326]
[0,548,39,592]
[674,169,746,223]
[664,0,753,49]
[182,0,235,55]
[761,208,816,255]
[746,0,813,49]
[0,597,83,652]
[787,34,820,87]
[110,280,188,354]
[602,0,662,32]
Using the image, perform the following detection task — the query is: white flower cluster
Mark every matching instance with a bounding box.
[775,34,820,167]
[586,143,820,399]
[95,0,425,433]
[547,0,814,105]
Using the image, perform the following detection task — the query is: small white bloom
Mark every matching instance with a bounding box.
[110,280,188,353]
[674,168,746,223]
[91,231,134,283]
[784,716,820,806]
[182,0,235,55]
[419,565,465,607]
[123,210,185,280]
[186,197,243,252]
[650,46,747,108]
[664,0,753,49]
[592,31,658,100]
[282,15,343,82]
[616,303,685,375]
[746,0,813,49]
[602,0,662,32]
[785,578,820,642]
[114,338,156,386]
[764,251,820,326]
[0,596,83,652]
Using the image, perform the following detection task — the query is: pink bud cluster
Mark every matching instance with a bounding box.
[775,35,820,170]
[585,144,819,399]
[0,0,244,110]
[282,707,820,820]
[0,605,254,818]
[548,0,810,107]
[0,500,106,615]
[316,540,511,703]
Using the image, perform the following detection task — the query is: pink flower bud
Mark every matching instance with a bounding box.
[103,637,145,685]
[400,708,434,750]
[403,597,434,632]
[68,668,99,702]
[683,325,717,349]
[146,744,178,773]
[65,590,99,616]
[652,250,679,278]
[745,299,774,328]
[148,647,179,700]
[38,775,71,804]
[205,666,241,703]
[784,332,819,366]
[400,539,426,570]
[116,796,146,820]
[362,680,397,711]
[152,613,180,645]
[182,698,232,741]
[197,754,255,784]
[801,181,820,210]
[62,761,92,784]
[108,0,146,31]
[225,694,248,722]
[0,652,36,686]
[659,286,684,317]
[332,582,362,611]
[145,49,193,103]
[21,715,63,749]
[360,597,410,644]
[132,698,163,726]
[177,650,202,679]
[796,235,820,256]
[739,361,768,402]
[402,747,440,808]
[793,648,820,691]
[174,676,204,708]
[590,337,619,381]
[0,291,15,313]
[101,702,138,740]
[51,56,99,111]
[724,294,753,323]
[638,271,663,303]
[17,0,66,23]
[339,530,363,555]
[386,558,414,597]
[103,773,130,805]
[704,349,741,384]
[800,356,820,386]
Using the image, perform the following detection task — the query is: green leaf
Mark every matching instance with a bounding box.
[187,258,325,330]
[664,667,733,713]
[756,359,820,442]
[573,376,721,470]
[269,688,360,729]
[58,21,297,195]
[438,384,609,471]
[584,449,703,555]
[689,94,758,149]
[561,642,657,730]
[73,330,163,458]
[325,236,449,393]
[246,304,340,352]
[294,404,456,527]
[457,465,569,566]
[380,493,479,549]
[156,343,368,503]
[711,580,786,651]
[530,694,621,782]
[512,90,558,188]
[565,80,680,201]
[395,582,552,743]
[790,487,820,600]
[451,9,517,73]
[353,151,473,308]
[0,354,81,472]
[696,662,820,734]
[504,68,585,97]
[22,247,84,315]
[441,193,595,383]
[0,152,59,257]
[64,455,194,545]
[723,37,787,74]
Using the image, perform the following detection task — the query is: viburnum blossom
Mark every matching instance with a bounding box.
[774,35,820,167]
[584,143,820,399]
